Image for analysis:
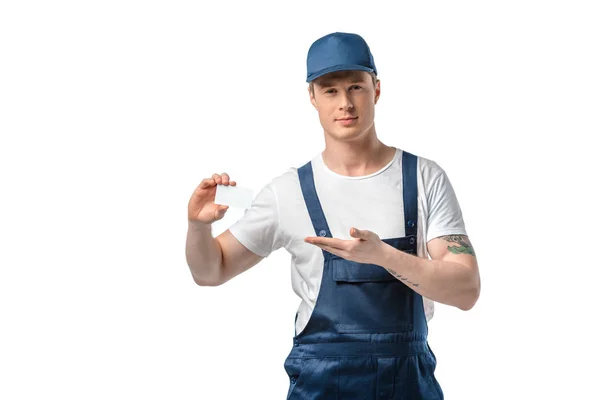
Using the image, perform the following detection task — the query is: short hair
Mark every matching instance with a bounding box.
[309,70,378,95]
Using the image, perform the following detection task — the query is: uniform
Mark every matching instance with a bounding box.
[229,149,466,399]
[228,31,468,399]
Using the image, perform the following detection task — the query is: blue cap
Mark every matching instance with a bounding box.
[306,32,377,83]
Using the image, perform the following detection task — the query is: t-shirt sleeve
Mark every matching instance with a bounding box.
[425,165,468,243]
[227,182,283,258]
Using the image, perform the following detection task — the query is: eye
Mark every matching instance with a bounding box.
[325,88,337,94]
[350,85,362,90]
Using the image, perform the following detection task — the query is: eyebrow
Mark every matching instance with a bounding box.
[316,77,366,87]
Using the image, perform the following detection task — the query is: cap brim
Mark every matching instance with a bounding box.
[306,64,374,83]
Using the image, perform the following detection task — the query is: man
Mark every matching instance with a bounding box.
[186,32,480,399]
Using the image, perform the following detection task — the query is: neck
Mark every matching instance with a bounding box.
[321,131,395,177]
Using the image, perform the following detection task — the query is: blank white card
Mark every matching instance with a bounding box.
[214,184,254,209]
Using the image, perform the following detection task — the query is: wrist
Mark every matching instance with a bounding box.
[375,240,394,267]
[188,219,212,231]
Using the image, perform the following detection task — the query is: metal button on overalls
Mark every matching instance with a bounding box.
[283,151,444,399]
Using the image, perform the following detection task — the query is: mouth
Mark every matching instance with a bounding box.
[336,116,358,126]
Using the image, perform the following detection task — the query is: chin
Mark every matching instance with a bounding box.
[339,124,365,134]
[333,129,366,142]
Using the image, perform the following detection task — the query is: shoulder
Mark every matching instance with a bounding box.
[416,153,446,182]
[270,166,300,191]
[402,151,460,209]
[398,149,446,184]
[255,167,302,209]
[269,155,320,191]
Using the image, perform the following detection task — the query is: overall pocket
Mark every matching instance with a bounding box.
[284,357,339,399]
[408,352,444,400]
[332,256,415,334]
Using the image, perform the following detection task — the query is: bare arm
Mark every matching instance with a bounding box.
[186,224,264,286]
[305,228,480,310]
[185,221,224,286]
[185,172,264,286]
[379,234,480,310]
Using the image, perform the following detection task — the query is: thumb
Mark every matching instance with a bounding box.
[214,205,229,220]
[350,227,365,238]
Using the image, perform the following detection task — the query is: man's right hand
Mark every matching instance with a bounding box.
[188,172,237,224]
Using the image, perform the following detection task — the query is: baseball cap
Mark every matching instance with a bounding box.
[306,32,377,83]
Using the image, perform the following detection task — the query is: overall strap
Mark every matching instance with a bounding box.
[402,151,418,240]
[298,162,333,261]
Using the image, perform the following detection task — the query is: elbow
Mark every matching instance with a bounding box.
[193,276,224,287]
[187,255,226,287]
[458,297,477,311]
[191,266,225,287]
[192,270,225,286]
[193,277,211,286]
[458,279,481,311]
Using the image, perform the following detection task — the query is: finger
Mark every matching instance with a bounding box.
[308,237,347,250]
[211,173,222,185]
[220,172,230,185]
[306,240,331,251]
[230,181,237,186]
[212,174,222,185]
[199,178,217,189]
[316,244,342,257]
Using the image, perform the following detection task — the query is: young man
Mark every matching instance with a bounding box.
[186,32,480,399]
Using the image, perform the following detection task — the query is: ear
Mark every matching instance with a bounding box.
[374,80,381,104]
[308,86,318,110]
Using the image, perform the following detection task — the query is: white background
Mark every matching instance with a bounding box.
[1,1,599,399]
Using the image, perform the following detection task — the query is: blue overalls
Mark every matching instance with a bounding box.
[283,151,444,399]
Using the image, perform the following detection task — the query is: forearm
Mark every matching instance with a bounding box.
[185,221,224,286]
[377,243,480,310]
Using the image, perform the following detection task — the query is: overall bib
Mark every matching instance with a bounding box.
[283,151,444,400]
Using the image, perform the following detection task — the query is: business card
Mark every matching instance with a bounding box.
[214,184,254,209]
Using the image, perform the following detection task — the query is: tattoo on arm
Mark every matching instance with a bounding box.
[439,235,476,256]
[386,268,419,287]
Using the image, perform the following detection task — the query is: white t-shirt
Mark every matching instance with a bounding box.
[228,147,467,335]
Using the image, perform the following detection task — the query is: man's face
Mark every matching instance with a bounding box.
[309,70,380,142]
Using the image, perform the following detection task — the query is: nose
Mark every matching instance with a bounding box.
[338,90,354,111]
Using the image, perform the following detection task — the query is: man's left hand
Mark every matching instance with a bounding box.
[304,227,385,265]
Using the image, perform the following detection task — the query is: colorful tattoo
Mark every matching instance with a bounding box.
[440,235,476,256]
